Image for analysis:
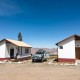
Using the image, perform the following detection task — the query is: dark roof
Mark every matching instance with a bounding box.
[56,34,80,46]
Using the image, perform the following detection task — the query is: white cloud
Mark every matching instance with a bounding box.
[0,0,21,16]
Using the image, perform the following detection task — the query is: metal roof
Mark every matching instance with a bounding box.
[0,39,32,48]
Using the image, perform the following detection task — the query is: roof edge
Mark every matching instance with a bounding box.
[55,34,80,46]
[0,38,32,48]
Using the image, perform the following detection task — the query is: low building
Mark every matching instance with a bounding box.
[56,34,80,62]
[0,39,32,61]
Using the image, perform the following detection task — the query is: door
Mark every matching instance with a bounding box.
[10,49,14,59]
[76,48,80,59]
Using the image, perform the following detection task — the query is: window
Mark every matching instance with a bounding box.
[59,46,63,49]
[25,48,29,54]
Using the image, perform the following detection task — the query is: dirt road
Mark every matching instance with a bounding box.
[0,62,80,80]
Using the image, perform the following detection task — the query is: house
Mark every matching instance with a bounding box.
[0,39,32,61]
[56,34,80,62]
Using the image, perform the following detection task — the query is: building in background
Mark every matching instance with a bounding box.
[56,34,80,62]
[0,39,32,61]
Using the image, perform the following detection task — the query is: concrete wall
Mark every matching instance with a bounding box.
[0,41,6,58]
[5,43,17,58]
[58,37,75,59]
[5,43,31,58]
[18,47,31,57]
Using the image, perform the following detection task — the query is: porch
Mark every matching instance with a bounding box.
[5,39,32,60]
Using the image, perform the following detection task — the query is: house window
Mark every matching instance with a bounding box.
[59,46,63,49]
[25,48,29,54]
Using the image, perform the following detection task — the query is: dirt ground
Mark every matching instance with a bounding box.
[0,61,80,80]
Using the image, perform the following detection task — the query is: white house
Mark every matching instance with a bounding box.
[0,39,32,61]
[56,34,80,62]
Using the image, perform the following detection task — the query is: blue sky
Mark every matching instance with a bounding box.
[0,0,80,48]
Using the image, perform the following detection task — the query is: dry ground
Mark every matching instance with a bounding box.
[0,61,80,80]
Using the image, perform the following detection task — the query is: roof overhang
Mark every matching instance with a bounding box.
[56,34,80,46]
[0,39,32,48]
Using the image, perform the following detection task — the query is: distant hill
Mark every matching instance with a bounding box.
[31,48,57,55]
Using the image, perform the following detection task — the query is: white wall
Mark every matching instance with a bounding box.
[0,40,31,58]
[0,41,6,58]
[21,47,31,57]
[5,43,31,58]
[5,43,17,58]
[58,37,75,59]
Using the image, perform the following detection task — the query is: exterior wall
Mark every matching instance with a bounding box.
[58,37,75,62]
[5,43,17,58]
[5,43,31,58]
[0,41,31,61]
[16,47,31,61]
[75,40,80,60]
[18,56,31,61]
[75,40,80,47]
[18,47,31,58]
[0,41,6,58]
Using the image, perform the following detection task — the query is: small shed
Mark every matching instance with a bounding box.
[0,39,32,61]
[56,34,80,62]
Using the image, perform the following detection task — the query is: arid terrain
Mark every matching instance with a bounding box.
[0,60,80,80]
[31,48,57,55]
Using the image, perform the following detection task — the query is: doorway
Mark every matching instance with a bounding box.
[76,47,80,59]
[10,48,14,59]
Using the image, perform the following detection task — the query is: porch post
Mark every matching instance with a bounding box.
[21,47,22,55]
